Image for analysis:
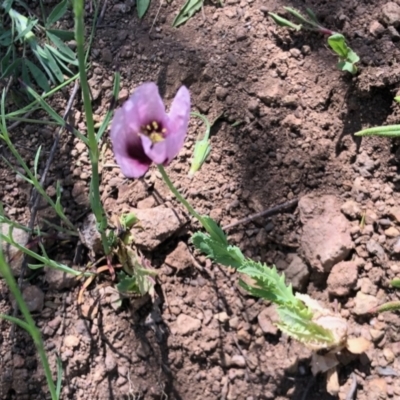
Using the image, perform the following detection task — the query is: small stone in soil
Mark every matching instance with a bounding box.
[353,292,379,316]
[173,314,201,335]
[327,261,358,297]
[22,285,44,312]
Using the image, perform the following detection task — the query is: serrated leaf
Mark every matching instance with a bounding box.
[137,0,150,18]
[46,0,68,28]
[277,307,335,349]
[25,59,50,92]
[172,0,203,27]
[191,231,245,268]
[268,12,302,31]
[200,215,228,245]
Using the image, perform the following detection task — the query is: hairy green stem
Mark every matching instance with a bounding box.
[0,250,57,399]
[74,0,109,254]
[157,164,204,223]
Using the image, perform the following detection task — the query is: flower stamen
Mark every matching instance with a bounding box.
[142,120,167,144]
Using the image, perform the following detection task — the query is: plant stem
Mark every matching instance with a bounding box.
[74,0,109,254]
[157,164,204,223]
[0,251,57,399]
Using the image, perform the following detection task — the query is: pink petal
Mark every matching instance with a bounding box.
[128,82,167,126]
[164,86,191,163]
[115,154,151,178]
[110,106,151,178]
[140,135,168,165]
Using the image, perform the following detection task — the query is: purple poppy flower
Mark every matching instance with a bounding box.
[110,82,190,178]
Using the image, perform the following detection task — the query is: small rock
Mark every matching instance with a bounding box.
[165,242,192,270]
[101,48,113,63]
[257,306,279,335]
[1,224,30,277]
[137,196,156,209]
[381,2,400,27]
[174,314,201,335]
[230,355,246,367]
[72,182,89,206]
[389,206,400,223]
[214,312,229,323]
[327,261,358,297]
[366,240,386,261]
[105,351,117,372]
[45,267,78,290]
[353,292,379,316]
[369,328,385,342]
[247,99,259,113]
[388,25,400,40]
[365,378,387,399]
[369,20,385,36]
[353,152,377,177]
[235,28,247,41]
[131,206,187,251]
[257,78,284,105]
[237,329,251,344]
[341,200,361,220]
[136,342,151,359]
[216,86,229,100]
[282,114,302,129]
[80,213,103,255]
[383,348,395,363]
[300,195,353,272]
[118,88,129,101]
[22,285,44,312]
[64,335,80,349]
[284,255,310,291]
[385,226,400,237]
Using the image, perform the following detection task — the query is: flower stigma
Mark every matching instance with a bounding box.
[142,121,167,144]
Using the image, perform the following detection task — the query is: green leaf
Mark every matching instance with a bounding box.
[117,271,140,293]
[46,31,77,60]
[391,278,400,288]
[327,33,349,58]
[41,45,64,83]
[283,7,313,26]
[172,0,203,27]
[46,29,75,41]
[200,215,228,245]
[191,231,245,268]
[305,7,319,24]
[25,59,50,92]
[33,145,41,178]
[268,12,302,31]
[347,49,360,64]
[45,44,76,74]
[56,355,63,398]
[277,307,335,347]
[395,96,400,103]
[137,0,150,18]
[45,0,68,28]
[354,124,400,137]
[0,313,31,332]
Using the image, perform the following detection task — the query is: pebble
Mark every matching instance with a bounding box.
[353,292,379,316]
[230,355,246,367]
[216,86,229,100]
[385,226,400,237]
[64,335,80,349]
[341,200,361,220]
[369,20,385,36]
[381,2,400,27]
[327,261,358,297]
[22,285,44,312]
[257,306,279,335]
[174,314,201,335]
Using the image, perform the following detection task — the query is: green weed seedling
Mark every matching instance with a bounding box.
[355,97,400,138]
[1,0,78,92]
[269,7,359,74]
[367,279,400,313]
[189,112,222,177]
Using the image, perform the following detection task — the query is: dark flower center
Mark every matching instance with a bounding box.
[141,121,167,144]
